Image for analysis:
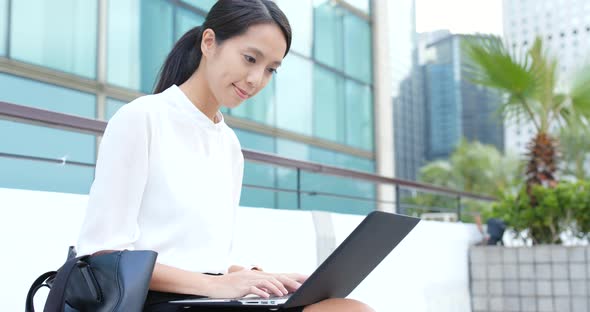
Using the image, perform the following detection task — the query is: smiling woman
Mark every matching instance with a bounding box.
[75,0,373,312]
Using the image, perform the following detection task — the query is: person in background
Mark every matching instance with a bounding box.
[475,215,506,246]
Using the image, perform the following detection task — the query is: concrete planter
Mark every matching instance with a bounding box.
[469,245,590,312]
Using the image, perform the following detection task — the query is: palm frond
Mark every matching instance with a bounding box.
[551,92,568,128]
[558,106,574,129]
[463,35,536,95]
[527,37,560,131]
[553,93,567,107]
[462,35,542,130]
[498,94,534,122]
[569,65,590,119]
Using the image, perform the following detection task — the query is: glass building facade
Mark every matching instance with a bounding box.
[390,0,425,182]
[0,0,376,215]
[423,35,504,161]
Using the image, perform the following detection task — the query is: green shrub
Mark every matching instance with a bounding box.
[491,181,590,244]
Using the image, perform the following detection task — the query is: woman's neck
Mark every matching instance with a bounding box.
[179,70,221,123]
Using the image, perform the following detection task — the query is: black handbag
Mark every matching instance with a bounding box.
[26,247,158,312]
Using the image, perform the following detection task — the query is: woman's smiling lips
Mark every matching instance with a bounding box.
[232,84,250,100]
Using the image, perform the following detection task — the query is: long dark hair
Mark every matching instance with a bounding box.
[153,0,292,94]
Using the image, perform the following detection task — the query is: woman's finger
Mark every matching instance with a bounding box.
[257,279,284,297]
[274,274,301,292]
[248,285,270,298]
[267,276,289,295]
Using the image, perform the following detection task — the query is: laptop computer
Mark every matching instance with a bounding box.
[168,211,420,309]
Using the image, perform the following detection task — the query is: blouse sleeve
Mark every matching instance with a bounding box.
[76,103,151,256]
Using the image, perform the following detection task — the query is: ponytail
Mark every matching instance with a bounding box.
[153,26,203,94]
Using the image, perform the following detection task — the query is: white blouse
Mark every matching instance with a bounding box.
[77,85,244,274]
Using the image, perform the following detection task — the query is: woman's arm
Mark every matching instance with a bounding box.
[150,262,304,299]
[77,103,150,255]
[149,263,216,296]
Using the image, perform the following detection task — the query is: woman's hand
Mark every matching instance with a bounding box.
[206,270,309,299]
[231,265,308,293]
[207,269,290,298]
[265,272,308,293]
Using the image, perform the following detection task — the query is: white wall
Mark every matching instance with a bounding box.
[0,188,482,312]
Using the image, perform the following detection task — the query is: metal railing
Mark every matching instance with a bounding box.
[0,101,496,218]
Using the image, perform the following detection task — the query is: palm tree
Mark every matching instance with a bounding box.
[463,35,590,201]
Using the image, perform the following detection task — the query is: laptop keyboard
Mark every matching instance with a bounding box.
[266,295,291,300]
[240,294,291,300]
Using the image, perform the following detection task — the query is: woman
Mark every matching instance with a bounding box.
[77,0,374,311]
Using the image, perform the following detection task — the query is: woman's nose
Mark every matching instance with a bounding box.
[246,68,265,90]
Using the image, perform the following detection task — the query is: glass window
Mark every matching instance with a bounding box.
[228,128,377,212]
[313,1,344,70]
[0,74,96,164]
[276,0,312,56]
[0,73,96,117]
[345,79,373,150]
[276,54,313,135]
[313,65,345,143]
[274,139,308,209]
[234,129,277,208]
[233,129,377,212]
[275,191,299,210]
[105,98,127,120]
[0,157,94,194]
[182,0,217,12]
[175,7,205,41]
[314,2,372,83]
[0,73,97,194]
[300,191,373,215]
[9,0,97,78]
[276,139,375,214]
[310,143,374,172]
[108,0,173,93]
[276,138,374,172]
[230,80,275,126]
[0,121,96,166]
[0,0,7,56]
[240,183,276,209]
[342,0,370,14]
[343,13,372,83]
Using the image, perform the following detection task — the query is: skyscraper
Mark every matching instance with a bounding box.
[502,0,590,153]
[390,0,425,181]
[422,34,504,161]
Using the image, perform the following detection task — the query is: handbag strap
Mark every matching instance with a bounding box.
[25,271,57,312]
[43,256,88,312]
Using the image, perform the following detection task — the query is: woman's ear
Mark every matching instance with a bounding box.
[201,28,217,58]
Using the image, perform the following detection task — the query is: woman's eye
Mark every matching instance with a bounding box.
[244,55,256,63]
[267,68,278,74]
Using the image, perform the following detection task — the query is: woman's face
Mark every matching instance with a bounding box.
[202,23,287,109]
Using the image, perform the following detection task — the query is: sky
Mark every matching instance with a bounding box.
[415,0,503,35]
